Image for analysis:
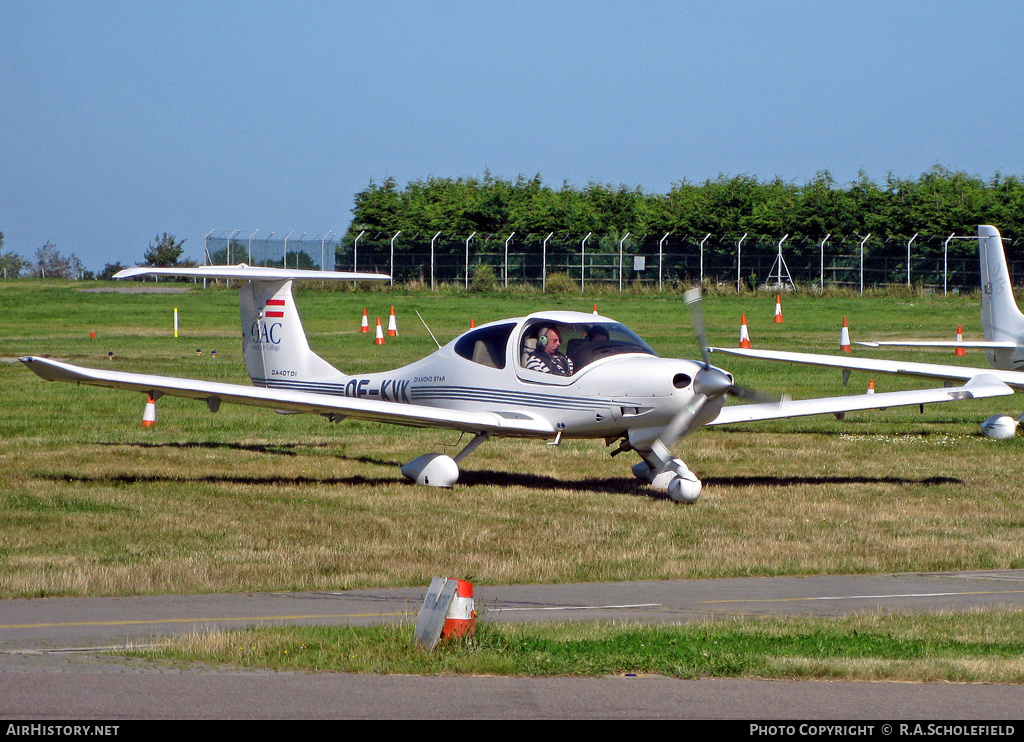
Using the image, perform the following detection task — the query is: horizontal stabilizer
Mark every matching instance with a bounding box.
[114,264,389,282]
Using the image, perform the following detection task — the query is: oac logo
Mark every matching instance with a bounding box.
[250,321,283,345]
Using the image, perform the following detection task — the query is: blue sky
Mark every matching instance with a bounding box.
[3,1,1023,271]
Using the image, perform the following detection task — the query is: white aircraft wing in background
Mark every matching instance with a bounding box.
[857,340,1017,349]
[707,373,1013,426]
[709,346,1024,390]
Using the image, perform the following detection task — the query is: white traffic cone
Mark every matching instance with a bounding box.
[374,317,385,345]
[360,308,369,333]
[955,325,966,356]
[387,305,398,337]
[739,314,751,348]
[142,395,156,427]
[840,316,852,352]
[773,295,783,323]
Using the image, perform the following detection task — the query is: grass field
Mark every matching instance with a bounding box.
[3,279,1023,599]
[133,611,1024,683]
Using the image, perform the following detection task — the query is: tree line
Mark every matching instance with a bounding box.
[0,233,191,279]
[345,166,1024,259]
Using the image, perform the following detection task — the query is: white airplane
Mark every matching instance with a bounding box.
[18,264,1014,503]
[711,225,1024,439]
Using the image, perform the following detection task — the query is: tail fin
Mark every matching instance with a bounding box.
[240,278,346,389]
[113,264,389,390]
[978,225,1024,370]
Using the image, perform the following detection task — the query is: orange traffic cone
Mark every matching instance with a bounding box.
[142,395,157,427]
[440,579,476,641]
[739,314,752,348]
[593,304,599,315]
[955,326,966,356]
[840,316,852,352]
[470,319,475,328]
[387,306,398,337]
[360,308,369,333]
[773,295,783,323]
[374,317,385,345]
[866,379,876,395]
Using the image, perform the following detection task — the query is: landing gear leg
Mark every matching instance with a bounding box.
[401,432,491,487]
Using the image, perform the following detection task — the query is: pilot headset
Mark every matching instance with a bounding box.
[537,327,550,348]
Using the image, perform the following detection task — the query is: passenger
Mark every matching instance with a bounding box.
[585,325,609,343]
[526,326,574,376]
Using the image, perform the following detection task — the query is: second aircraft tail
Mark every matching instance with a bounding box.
[978,225,1024,370]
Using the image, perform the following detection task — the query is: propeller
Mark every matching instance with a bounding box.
[654,288,783,449]
[685,287,781,404]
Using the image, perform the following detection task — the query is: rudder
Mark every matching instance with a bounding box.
[978,225,1024,370]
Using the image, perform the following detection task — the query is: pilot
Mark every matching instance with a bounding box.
[526,325,574,376]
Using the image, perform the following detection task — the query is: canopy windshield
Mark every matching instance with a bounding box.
[521,320,657,373]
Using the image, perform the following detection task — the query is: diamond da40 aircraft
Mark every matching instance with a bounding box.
[710,225,1024,440]
[19,264,1014,503]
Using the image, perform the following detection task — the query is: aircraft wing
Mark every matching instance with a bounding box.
[19,356,554,437]
[708,374,1014,426]
[709,346,1024,390]
[857,340,1017,349]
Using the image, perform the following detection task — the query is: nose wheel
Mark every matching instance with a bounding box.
[631,445,702,503]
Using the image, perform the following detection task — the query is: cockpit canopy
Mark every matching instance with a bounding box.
[454,318,657,373]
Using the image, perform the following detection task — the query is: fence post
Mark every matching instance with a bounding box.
[464,232,475,289]
[543,233,553,292]
[618,232,630,291]
[659,233,671,290]
[283,232,293,270]
[227,230,240,265]
[431,231,441,290]
[249,229,259,265]
[736,233,747,293]
[581,233,592,290]
[859,234,870,294]
[318,231,329,271]
[391,231,401,285]
[504,232,515,288]
[263,232,274,267]
[907,233,917,287]
[699,233,711,287]
[819,233,830,291]
[352,231,363,272]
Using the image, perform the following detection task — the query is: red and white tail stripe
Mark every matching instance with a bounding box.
[264,299,285,318]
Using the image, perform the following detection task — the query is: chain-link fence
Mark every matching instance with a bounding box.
[205,231,1023,293]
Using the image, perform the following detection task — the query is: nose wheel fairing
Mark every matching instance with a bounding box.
[631,440,702,503]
